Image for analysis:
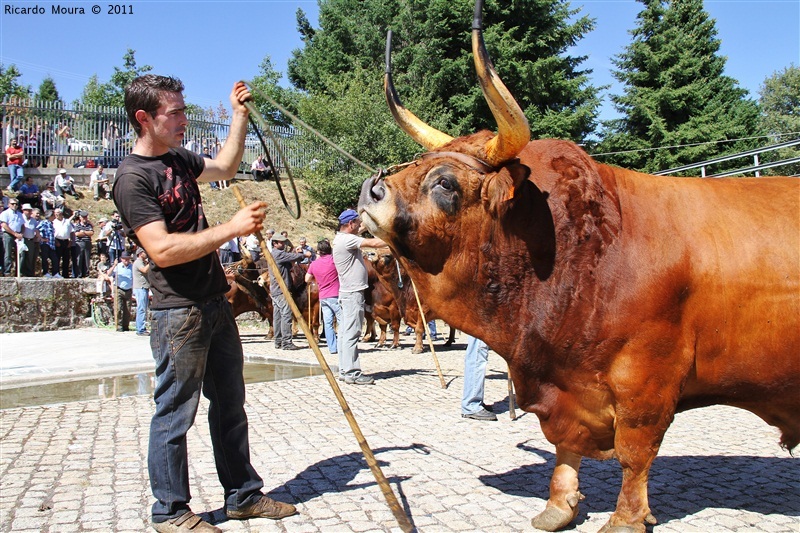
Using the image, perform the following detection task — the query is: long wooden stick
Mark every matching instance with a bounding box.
[409,279,446,389]
[231,186,413,533]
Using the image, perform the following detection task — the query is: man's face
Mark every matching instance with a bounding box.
[8,200,19,211]
[145,91,188,149]
[22,208,32,218]
[10,139,17,147]
[54,209,63,219]
[121,257,131,265]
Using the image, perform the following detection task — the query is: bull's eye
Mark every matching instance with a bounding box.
[435,177,453,191]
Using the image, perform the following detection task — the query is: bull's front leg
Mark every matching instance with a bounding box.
[532,448,583,531]
[599,425,661,533]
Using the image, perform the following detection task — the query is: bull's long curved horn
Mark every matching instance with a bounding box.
[384,29,454,151]
[472,0,530,166]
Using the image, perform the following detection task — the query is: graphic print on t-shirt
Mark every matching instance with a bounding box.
[157,158,207,233]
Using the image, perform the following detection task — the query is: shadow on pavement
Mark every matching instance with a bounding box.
[479,443,800,528]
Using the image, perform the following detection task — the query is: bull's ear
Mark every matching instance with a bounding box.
[482,161,530,217]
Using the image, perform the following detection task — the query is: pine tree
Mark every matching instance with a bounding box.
[288,0,602,215]
[597,0,762,173]
[35,76,60,102]
[289,0,601,141]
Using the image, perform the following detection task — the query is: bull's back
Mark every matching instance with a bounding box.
[611,172,800,418]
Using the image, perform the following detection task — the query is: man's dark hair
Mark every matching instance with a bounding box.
[317,239,332,256]
[125,75,184,136]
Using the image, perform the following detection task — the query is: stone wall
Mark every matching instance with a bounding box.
[0,278,98,332]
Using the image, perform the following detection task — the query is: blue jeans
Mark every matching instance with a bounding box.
[134,287,149,333]
[338,290,365,378]
[462,335,489,415]
[8,164,24,191]
[320,296,342,354]
[148,296,264,522]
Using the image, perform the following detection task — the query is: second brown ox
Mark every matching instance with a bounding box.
[358,1,800,532]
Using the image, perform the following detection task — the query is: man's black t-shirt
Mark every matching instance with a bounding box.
[112,147,229,309]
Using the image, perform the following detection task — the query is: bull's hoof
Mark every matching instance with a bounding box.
[444,340,453,346]
[412,347,424,354]
[531,505,576,532]
[597,522,645,533]
[390,344,401,349]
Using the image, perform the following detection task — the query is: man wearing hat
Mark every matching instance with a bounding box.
[95,217,109,257]
[55,168,78,198]
[110,250,134,331]
[269,234,312,350]
[0,197,24,275]
[332,208,386,385]
[41,183,65,211]
[19,203,40,277]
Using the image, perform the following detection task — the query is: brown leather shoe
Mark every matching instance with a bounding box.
[152,511,221,532]
[227,495,297,520]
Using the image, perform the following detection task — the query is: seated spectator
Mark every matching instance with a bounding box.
[41,184,65,211]
[251,154,271,181]
[55,169,78,198]
[89,165,111,201]
[17,177,40,209]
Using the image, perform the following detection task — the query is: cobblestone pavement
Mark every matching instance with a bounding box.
[1,327,798,532]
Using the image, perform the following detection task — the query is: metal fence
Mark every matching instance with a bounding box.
[1,97,320,172]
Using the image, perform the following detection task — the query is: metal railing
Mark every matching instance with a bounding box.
[1,97,321,172]
[654,138,800,177]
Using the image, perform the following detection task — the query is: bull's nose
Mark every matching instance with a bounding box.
[359,175,385,207]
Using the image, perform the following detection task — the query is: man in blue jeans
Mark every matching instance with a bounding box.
[113,75,297,533]
[132,247,151,336]
[462,335,497,421]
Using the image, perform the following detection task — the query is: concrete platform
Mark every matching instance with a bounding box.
[0,327,797,532]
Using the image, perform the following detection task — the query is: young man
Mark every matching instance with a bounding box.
[332,209,386,385]
[112,75,296,533]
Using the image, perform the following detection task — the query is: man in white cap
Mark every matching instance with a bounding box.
[332,208,386,384]
[55,168,78,198]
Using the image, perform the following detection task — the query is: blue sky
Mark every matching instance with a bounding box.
[1,0,798,123]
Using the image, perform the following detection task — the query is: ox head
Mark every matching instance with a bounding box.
[359,0,559,334]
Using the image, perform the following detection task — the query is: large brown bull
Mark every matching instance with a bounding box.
[358,2,800,531]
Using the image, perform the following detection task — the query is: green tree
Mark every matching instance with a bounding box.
[758,65,800,175]
[0,63,30,100]
[289,0,602,212]
[79,49,152,107]
[35,76,61,102]
[249,55,300,128]
[597,0,762,173]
